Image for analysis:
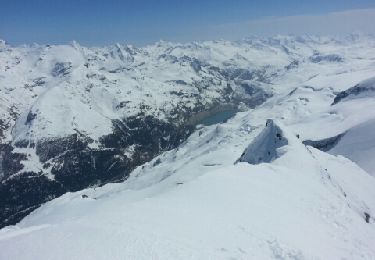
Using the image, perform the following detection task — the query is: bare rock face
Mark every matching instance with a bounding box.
[302,133,345,152]
[238,119,288,164]
[309,53,343,63]
[332,76,375,105]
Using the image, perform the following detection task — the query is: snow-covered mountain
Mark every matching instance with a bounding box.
[1,35,375,259]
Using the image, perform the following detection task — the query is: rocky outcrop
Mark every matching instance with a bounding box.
[309,54,343,63]
[332,77,375,105]
[302,133,345,152]
[237,120,288,164]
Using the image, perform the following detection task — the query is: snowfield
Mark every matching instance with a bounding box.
[1,119,375,260]
[1,35,375,259]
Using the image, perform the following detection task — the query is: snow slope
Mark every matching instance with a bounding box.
[329,118,375,176]
[1,112,375,260]
[294,76,375,176]
[1,35,375,259]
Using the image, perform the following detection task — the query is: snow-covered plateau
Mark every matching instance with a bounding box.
[1,35,375,259]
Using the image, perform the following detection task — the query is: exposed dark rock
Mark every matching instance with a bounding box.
[36,134,92,163]
[33,77,46,86]
[52,145,132,189]
[52,62,72,77]
[309,54,343,63]
[14,139,33,148]
[166,80,187,85]
[25,111,37,125]
[285,60,299,70]
[158,54,178,63]
[332,82,375,105]
[190,58,202,73]
[0,144,26,179]
[0,119,9,140]
[221,68,256,81]
[110,44,134,63]
[100,116,193,153]
[364,212,371,223]
[303,133,345,152]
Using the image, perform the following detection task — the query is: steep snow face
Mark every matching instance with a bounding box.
[238,119,288,164]
[329,119,375,176]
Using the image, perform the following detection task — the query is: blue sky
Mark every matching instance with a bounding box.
[1,0,375,46]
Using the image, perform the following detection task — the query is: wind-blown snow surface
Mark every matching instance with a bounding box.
[329,119,375,176]
[1,110,375,259]
[1,35,375,259]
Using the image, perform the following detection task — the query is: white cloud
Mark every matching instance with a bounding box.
[189,8,375,41]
